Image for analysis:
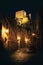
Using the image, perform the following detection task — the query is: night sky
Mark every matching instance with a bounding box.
[0,0,43,19]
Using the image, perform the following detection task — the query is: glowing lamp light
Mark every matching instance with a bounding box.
[25,37,30,44]
[32,33,36,37]
[17,35,21,48]
[17,36,21,40]
[25,37,28,44]
[5,29,9,33]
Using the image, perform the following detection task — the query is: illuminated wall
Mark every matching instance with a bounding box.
[15,10,26,18]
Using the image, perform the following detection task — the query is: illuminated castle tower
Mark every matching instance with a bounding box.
[15,10,29,26]
[15,10,32,48]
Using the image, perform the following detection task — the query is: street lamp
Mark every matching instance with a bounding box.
[32,33,36,37]
[17,35,21,49]
[25,37,30,44]
[25,37,28,44]
[5,29,9,33]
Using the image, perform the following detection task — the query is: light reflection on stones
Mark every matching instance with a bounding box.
[10,48,32,62]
